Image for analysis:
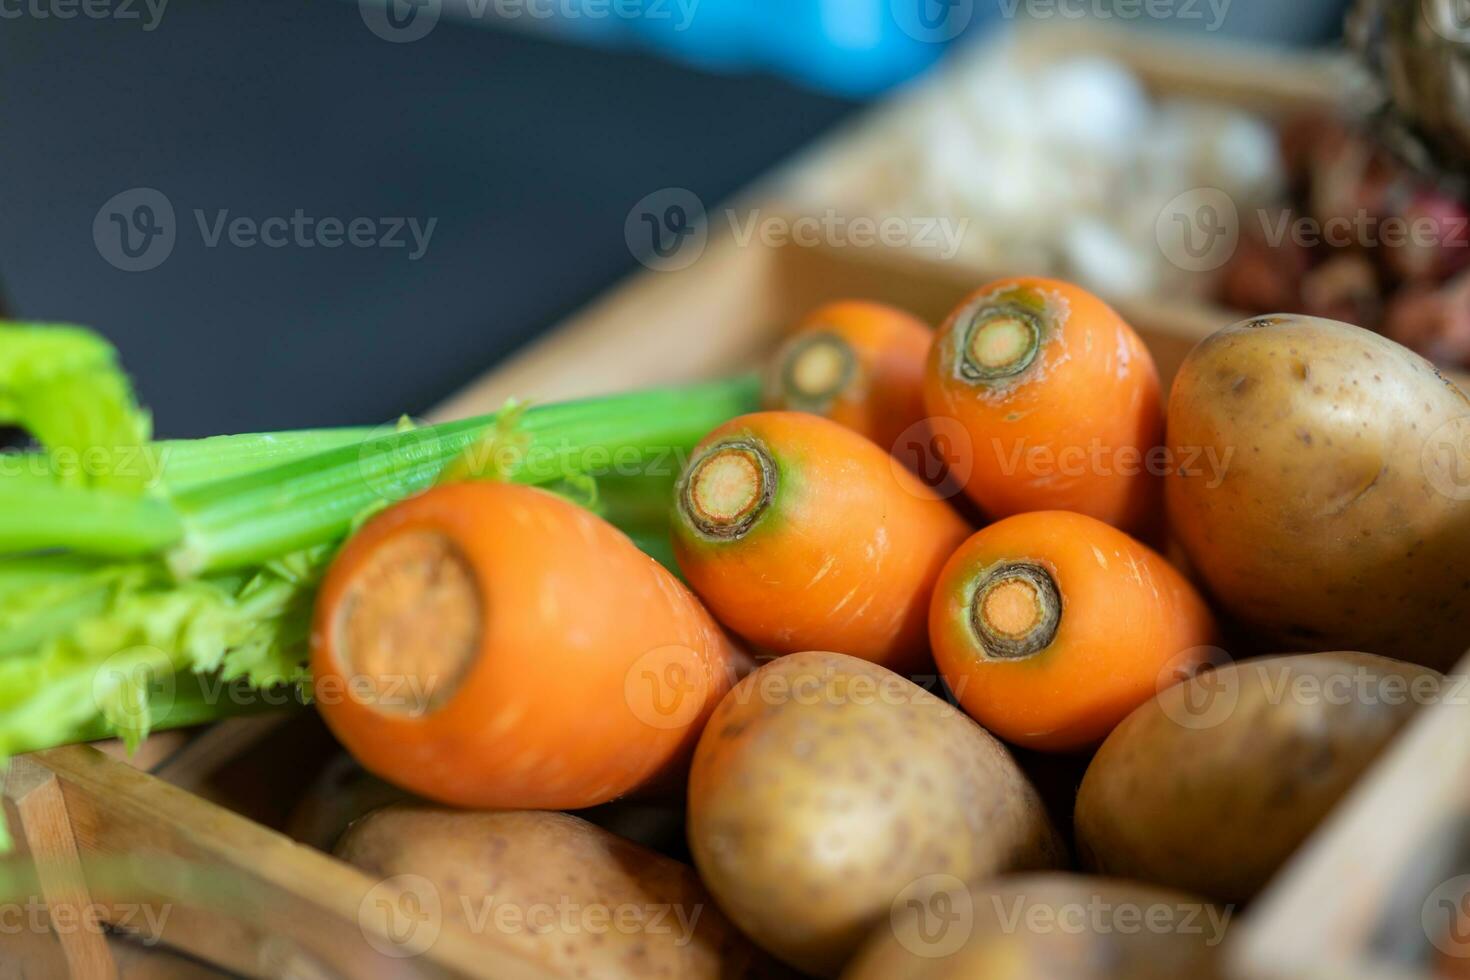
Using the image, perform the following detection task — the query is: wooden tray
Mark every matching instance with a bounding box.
[6,22,1469,980]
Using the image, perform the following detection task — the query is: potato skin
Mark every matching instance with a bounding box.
[687,652,1063,977]
[1165,315,1470,670]
[336,805,772,979]
[843,874,1228,980]
[1075,653,1443,905]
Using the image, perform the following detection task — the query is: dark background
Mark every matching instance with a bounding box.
[0,1,854,437]
[0,0,1352,439]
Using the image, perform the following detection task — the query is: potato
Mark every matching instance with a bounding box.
[843,873,1228,980]
[687,651,1063,977]
[337,805,773,978]
[1075,653,1444,904]
[1165,314,1470,670]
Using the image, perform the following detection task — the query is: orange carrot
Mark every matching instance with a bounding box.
[930,510,1218,752]
[923,277,1163,535]
[763,300,931,455]
[311,481,746,809]
[671,411,971,674]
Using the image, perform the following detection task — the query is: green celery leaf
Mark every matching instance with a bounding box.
[0,322,155,492]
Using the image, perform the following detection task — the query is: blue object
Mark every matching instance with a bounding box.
[469,0,995,96]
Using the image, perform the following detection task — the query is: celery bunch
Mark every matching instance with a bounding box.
[0,322,757,818]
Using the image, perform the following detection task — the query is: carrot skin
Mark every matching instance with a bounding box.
[930,510,1218,752]
[672,411,971,675]
[764,300,932,456]
[923,277,1164,535]
[311,482,746,809]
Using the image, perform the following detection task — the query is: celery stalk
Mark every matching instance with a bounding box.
[168,376,758,575]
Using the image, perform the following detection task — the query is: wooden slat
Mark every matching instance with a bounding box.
[37,744,556,980]
[6,757,117,979]
[1230,654,1470,980]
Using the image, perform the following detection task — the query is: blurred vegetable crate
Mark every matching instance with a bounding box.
[5,21,1468,980]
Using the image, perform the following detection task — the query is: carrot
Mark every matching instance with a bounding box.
[310,481,747,810]
[763,300,931,456]
[671,411,971,674]
[923,277,1163,535]
[929,510,1218,752]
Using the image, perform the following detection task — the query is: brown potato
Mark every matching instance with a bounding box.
[843,873,1229,980]
[337,805,773,978]
[687,651,1063,977]
[1165,314,1470,670]
[1075,653,1444,905]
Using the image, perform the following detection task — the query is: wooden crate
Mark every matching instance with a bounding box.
[6,22,1469,980]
